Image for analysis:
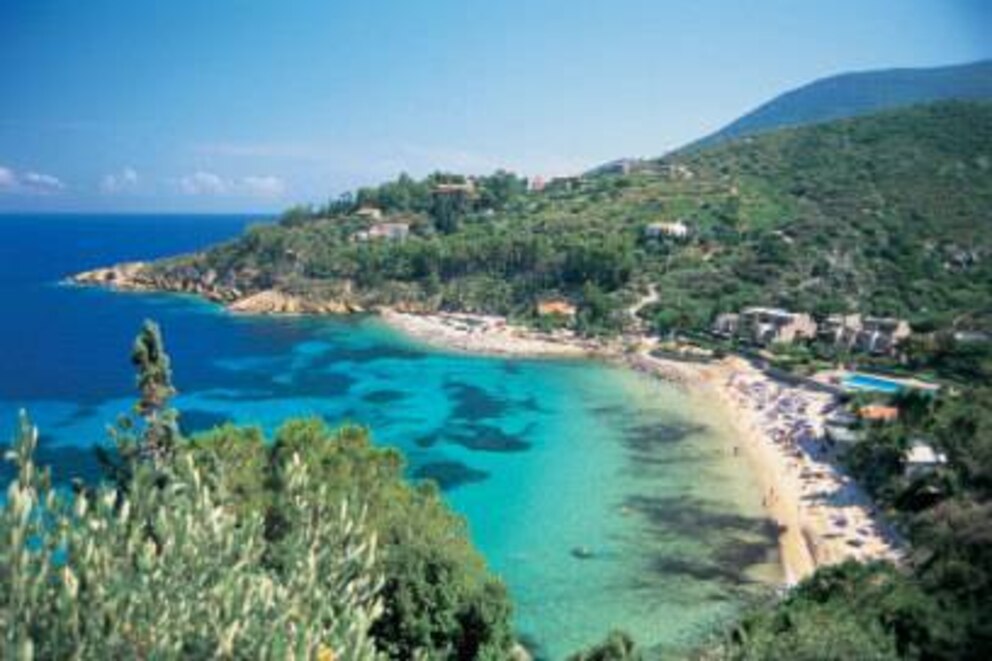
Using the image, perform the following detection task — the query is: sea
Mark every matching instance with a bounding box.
[0,214,781,659]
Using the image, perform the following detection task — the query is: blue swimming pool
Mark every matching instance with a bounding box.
[842,373,906,394]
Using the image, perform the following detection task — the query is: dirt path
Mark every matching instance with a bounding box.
[627,284,659,328]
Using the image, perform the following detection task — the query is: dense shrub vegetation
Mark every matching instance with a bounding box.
[1,413,384,659]
[187,420,515,660]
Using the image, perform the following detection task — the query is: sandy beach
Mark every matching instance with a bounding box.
[380,309,602,358]
[702,357,903,582]
[381,309,904,585]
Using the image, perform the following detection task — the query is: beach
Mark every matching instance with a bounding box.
[380,309,601,358]
[381,309,905,585]
[701,356,903,582]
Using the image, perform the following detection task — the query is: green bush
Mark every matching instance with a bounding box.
[188,418,516,660]
[0,412,383,660]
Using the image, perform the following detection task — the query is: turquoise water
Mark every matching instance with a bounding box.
[0,215,781,658]
[843,373,905,394]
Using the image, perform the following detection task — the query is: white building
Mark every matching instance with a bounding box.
[739,307,818,345]
[354,222,409,242]
[904,440,948,479]
[644,220,689,239]
[355,206,383,221]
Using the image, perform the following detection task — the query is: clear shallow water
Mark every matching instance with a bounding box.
[0,215,781,658]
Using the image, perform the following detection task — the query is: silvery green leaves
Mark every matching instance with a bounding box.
[0,413,384,660]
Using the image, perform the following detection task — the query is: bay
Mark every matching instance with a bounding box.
[0,214,781,658]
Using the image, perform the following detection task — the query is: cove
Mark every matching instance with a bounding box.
[0,215,781,658]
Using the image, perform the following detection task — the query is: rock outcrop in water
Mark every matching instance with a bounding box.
[72,262,241,303]
[71,262,364,315]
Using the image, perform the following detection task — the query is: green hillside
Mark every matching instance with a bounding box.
[148,101,992,336]
[686,59,992,150]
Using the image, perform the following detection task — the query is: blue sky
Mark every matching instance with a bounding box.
[1,0,989,213]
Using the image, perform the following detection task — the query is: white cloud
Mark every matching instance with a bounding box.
[176,171,286,197]
[241,175,286,197]
[100,167,139,193]
[0,165,65,194]
[22,172,65,191]
[178,171,228,195]
[0,166,15,190]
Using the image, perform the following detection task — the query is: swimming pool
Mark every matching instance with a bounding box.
[842,373,906,394]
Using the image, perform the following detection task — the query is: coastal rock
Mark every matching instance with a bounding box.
[229,290,305,314]
[73,261,245,304]
[73,260,369,316]
[228,289,362,315]
[72,262,149,287]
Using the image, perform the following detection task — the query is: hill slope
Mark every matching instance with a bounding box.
[87,101,992,336]
[686,60,992,151]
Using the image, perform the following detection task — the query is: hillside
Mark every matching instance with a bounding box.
[85,101,992,339]
[686,60,992,151]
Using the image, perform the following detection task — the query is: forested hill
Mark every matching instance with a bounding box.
[685,60,992,151]
[138,101,992,337]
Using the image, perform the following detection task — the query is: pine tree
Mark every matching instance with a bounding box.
[130,320,180,462]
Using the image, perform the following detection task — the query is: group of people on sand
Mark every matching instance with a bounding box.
[723,368,903,567]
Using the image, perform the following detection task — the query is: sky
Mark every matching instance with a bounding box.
[0,0,990,213]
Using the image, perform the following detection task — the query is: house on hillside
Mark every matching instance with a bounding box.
[432,181,476,196]
[661,163,695,180]
[547,175,582,191]
[858,404,900,423]
[590,159,637,176]
[536,299,577,319]
[644,221,689,240]
[904,440,948,478]
[711,312,740,338]
[855,317,912,355]
[353,222,410,242]
[738,307,817,345]
[355,206,383,221]
[818,314,912,355]
[818,314,862,347]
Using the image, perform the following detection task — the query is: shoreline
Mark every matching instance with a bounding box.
[378,310,904,585]
[624,352,817,583]
[619,351,903,584]
[378,309,603,358]
[70,271,903,586]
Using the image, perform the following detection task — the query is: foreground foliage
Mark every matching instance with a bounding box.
[188,419,516,660]
[0,412,383,659]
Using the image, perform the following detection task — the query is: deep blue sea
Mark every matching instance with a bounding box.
[0,214,781,659]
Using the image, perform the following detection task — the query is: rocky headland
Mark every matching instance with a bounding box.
[70,262,365,315]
